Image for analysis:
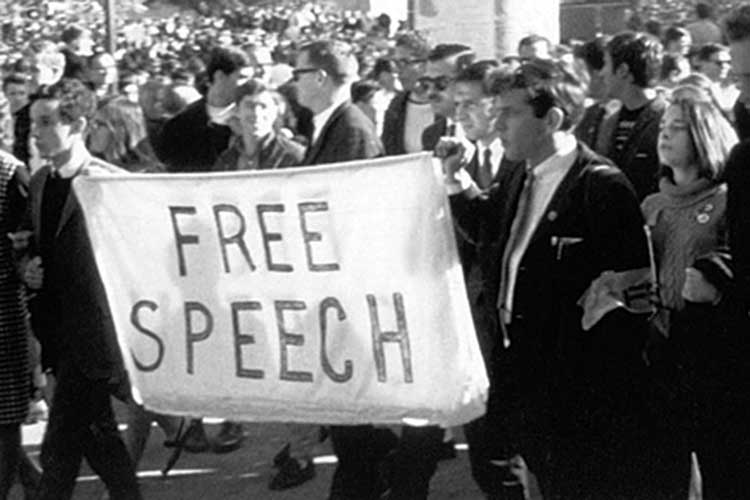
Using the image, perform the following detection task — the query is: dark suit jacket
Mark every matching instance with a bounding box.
[420,117,448,152]
[155,97,233,173]
[576,98,666,201]
[26,159,128,387]
[451,141,649,456]
[381,91,409,156]
[721,140,750,394]
[303,101,383,165]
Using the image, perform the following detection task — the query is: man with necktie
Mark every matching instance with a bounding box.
[439,58,651,499]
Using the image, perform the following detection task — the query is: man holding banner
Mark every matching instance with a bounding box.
[23,79,141,499]
[440,58,652,499]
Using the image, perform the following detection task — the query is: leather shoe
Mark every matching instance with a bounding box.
[273,443,291,467]
[269,456,315,490]
[212,421,244,453]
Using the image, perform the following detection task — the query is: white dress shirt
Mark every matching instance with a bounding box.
[475,137,505,180]
[500,134,577,319]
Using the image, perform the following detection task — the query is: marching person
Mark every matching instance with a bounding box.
[440,58,651,499]
[22,78,141,499]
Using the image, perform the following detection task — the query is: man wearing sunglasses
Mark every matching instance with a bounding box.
[439,59,651,499]
[420,44,475,151]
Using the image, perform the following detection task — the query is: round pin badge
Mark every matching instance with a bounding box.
[697,213,710,224]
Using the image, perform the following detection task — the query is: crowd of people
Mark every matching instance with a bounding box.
[3,0,750,499]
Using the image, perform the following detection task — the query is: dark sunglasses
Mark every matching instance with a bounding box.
[416,76,452,92]
[292,67,319,81]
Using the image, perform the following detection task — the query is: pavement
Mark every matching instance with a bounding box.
[10,412,485,500]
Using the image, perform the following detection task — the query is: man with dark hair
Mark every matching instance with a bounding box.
[59,24,93,80]
[695,43,738,115]
[2,73,29,115]
[703,5,750,497]
[23,78,141,500]
[687,2,724,46]
[439,58,650,499]
[381,32,433,155]
[154,45,252,452]
[576,31,665,200]
[419,43,475,150]
[155,46,252,172]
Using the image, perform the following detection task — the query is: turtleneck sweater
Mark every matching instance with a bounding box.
[642,176,727,315]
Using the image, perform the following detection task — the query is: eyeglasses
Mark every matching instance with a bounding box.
[292,67,319,81]
[415,76,452,92]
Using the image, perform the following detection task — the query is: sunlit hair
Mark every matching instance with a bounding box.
[88,96,156,170]
[665,84,738,181]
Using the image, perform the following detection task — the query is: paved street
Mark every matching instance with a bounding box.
[10,414,484,500]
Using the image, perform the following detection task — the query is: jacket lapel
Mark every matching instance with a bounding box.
[303,102,350,164]
[525,148,587,250]
[31,168,49,247]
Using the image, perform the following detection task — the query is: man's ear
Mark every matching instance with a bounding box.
[544,106,565,132]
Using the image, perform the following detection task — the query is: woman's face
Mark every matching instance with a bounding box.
[658,104,697,171]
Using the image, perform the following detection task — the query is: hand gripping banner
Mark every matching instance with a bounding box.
[74,153,488,427]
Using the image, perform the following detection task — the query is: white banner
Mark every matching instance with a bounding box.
[74,153,488,427]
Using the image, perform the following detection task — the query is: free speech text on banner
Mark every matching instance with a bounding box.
[73,153,488,427]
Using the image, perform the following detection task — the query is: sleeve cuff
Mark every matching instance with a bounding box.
[446,169,481,198]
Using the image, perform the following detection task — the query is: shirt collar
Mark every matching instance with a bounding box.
[528,133,577,179]
[51,151,91,179]
[476,137,504,163]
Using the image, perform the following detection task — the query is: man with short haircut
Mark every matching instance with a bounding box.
[440,58,650,499]
[23,78,141,500]
[156,46,252,172]
[155,45,251,453]
[381,33,434,155]
[577,31,665,200]
[2,74,29,115]
[419,43,475,150]
[695,43,738,115]
[14,40,66,168]
[704,5,750,497]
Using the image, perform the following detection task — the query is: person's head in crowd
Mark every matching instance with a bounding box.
[517,34,552,60]
[87,96,155,170]
[30,78,97,165]
[644,19,663,40]
[118,72,141,104]
[695,44,732,83]
[60,24,94,57]
[2,73,29,114]
[453,59,499,143]
[501,55,523,71]
[351,79,380,124]
[419,43,475,119]
[573,35,609,101]
[695,2,715,21]
[724,4,750,106]
[370,58,401,93]
[657,84,737,184]
[138,79,168,121]
[205,45,252,108]
[392,32,430,93]
[660,53,691,87]
[663,26,692,58]
[602,31,663,100]
[27,40,65,91]
[233,78,287,142]
[293,40,359,114]
[87,51,118,99]
[488,58,587,165]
